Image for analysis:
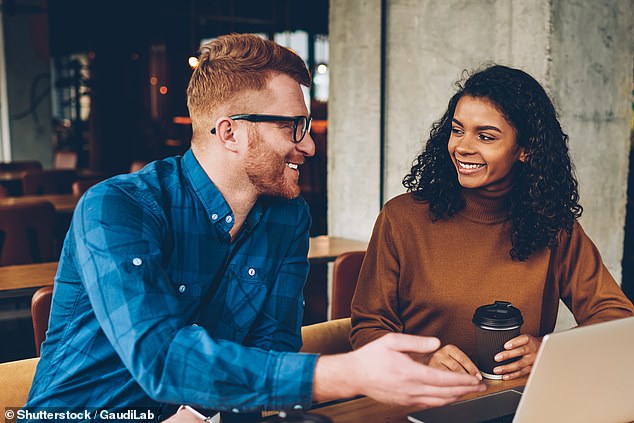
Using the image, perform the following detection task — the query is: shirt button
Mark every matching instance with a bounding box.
[231,408,239,413]
[132,257,142,266]
[211,213,218,220]
[225,215,233,223]
[248,268,256,277]
[178,284,186,293]
[293,405,303,410]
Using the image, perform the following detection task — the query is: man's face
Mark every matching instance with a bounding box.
[242,74,315,199]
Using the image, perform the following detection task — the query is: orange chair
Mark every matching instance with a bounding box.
[31,285,53,355]
[0,202,57,265]
[21,169,76,195]
[331,251,366,320]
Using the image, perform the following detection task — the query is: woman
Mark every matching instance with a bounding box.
[350,64,634,381]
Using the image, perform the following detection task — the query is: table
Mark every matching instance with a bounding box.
[313,376,528,423]
[0,194,79,215]
[308,236,368,263]
[0,262,57,292]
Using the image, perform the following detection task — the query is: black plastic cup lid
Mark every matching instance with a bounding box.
[472,300,523,328]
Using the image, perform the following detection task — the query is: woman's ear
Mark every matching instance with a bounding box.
[519,149,527,163]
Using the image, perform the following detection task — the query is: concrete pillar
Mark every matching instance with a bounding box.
[328,0,383,240]
[329,0,633,328]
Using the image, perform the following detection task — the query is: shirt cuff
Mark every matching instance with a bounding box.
[268,351,319,411]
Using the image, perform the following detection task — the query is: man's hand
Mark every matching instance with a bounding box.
[426,344,482,380]
[313,333,486,409]
[492,334,542,380]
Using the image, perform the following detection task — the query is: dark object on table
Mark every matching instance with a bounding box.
[261,411,332,423]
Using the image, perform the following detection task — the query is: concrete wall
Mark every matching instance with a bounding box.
[329,0,633,328]
[2,3,53,166]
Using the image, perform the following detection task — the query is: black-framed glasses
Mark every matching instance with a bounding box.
[211,114,312,143]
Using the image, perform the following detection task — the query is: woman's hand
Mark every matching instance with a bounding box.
[427,344,482,380]
[492,334,542,380]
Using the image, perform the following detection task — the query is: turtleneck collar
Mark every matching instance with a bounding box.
[457,172,515,224]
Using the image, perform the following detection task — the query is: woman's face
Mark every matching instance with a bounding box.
[448,95,525,191]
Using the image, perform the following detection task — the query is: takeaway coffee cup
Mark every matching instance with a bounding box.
[472,300,523,379]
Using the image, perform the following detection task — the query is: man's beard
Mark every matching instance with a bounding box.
[244,129,301,199]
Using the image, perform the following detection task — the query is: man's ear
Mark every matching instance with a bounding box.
[214,117,240,152]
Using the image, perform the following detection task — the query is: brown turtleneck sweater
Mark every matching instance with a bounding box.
[349,189,634,358]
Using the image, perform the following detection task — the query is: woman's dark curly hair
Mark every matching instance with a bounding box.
[403,64,582,261]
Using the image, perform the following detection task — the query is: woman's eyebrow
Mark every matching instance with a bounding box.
[452,118,502,133]
[476,125,502,133]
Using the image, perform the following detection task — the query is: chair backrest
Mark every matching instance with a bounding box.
[31,285,53,356]
[331,251,366,320]
[300,318,352,354]
[0,160,42,172]
[53,151,78,169]
[0,202,57,266]
[0,357,39,407]
[72,177,103,197]
[21,169,76,195]
[129,160,148,173]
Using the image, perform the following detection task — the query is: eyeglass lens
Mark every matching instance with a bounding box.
[295,117,311,142]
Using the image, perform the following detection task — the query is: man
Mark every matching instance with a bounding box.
[23,34,484,422]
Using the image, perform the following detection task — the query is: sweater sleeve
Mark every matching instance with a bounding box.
[350,207,404,349]
[556,221,634,325]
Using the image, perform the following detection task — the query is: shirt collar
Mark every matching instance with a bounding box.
[182,149,263,231]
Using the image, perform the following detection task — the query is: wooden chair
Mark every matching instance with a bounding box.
[300,317,352,354]
[31,285,53,356]
[53,151,78,169]
[129,160,148,173]
[0,160,42,172]
[72,177,103,196]
[0,202,57,266]
[331,251,366,320]
[0,357,39,407]
[21,169,76,195]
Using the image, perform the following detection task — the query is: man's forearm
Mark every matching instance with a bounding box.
[312,353,359,402]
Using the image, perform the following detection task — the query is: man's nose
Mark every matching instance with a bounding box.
[297,132,316,157]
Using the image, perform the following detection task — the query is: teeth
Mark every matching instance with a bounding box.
[458,161,485,169]
[287,162,298,170]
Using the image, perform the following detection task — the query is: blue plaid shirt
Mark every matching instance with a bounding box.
[24,150,318,417]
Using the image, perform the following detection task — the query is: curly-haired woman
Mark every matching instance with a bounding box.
[350,64,634,381]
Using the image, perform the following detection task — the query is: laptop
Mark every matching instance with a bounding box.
[408,315,634,423]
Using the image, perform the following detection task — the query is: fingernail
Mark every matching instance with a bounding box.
[493,367,501,374]
[476,373,482,380]
[502,375,509,380]
[504,342,512,349]
[494,354,502,361]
